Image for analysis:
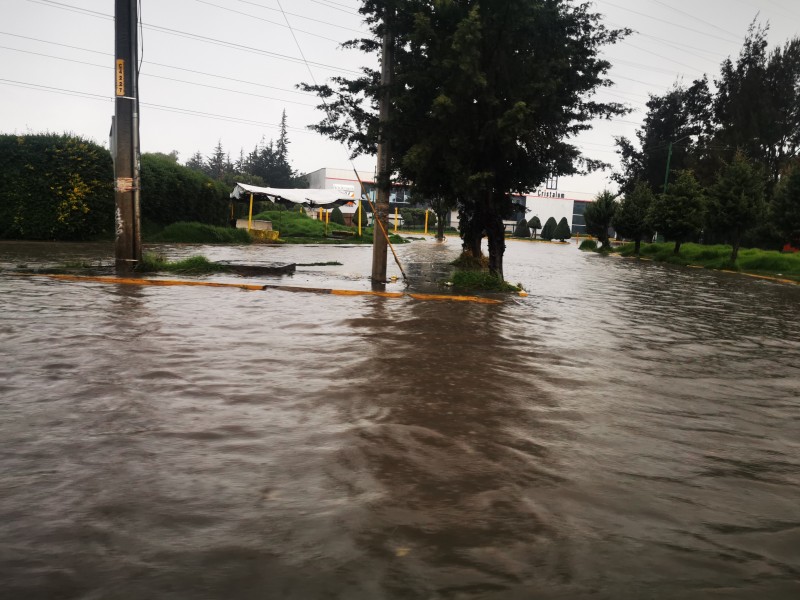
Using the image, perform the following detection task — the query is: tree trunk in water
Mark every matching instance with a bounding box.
[634,237,641,257]
[674,240,682,255]
[486,216,505,280]
[731,234,740,263]
[436,210,446,241]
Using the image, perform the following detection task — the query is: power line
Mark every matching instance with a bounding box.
[597,0,742,44]
[26,0,364,75]
[0,36,316,98]
[233,0,363,33]
[0,77,320,134]
[644,0,744,40]
[193,0,343,43]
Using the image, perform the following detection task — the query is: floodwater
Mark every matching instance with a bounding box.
[1,238,799,599]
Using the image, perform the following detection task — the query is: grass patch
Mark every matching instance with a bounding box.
[296,261,343,267]
[252,210,408,244]
[136,252,230,274]
[147,222,252,244]
[578,239,598,251]
[615,242,800,280]
[450,270,521,292]
[451,252,490,270]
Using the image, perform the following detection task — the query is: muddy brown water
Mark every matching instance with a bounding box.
[1,239,799,599]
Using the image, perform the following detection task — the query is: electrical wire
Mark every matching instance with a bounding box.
[0,32,316,97]
[0,78,320,133]
[596,0,742,44]
[26,0,363,75]
[0,46,319,107]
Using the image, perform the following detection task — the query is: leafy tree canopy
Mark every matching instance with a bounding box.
[648,170,706,254]
[302,0,630,277]
[584,190,618,249]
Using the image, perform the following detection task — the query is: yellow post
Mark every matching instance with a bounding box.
[318,207,322,221]
[424,209,429,235]
[326,210,330,224]
[358,201,362,236]
[247,193,254,231]
[394,207,399,232]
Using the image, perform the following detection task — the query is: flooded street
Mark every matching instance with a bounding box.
[1,239,799,599]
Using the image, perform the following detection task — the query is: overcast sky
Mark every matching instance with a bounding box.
[2,0,799,199]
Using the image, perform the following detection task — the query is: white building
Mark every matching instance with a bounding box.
[302,167,593,234]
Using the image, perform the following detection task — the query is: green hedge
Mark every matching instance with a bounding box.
[140,153,229,226]
[0,134,114,240]
[0,135,231,241]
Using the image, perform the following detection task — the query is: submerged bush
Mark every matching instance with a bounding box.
[579,239,597,251]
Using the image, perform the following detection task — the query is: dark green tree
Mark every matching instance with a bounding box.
[613,78,713,194]
[303,0,629,278]
[554,217,571,241]
[584,190,618,250]
[185,151,206,174]
[540,216,558,241]
[707,151,765,261]
[771,166,800,246]
[206,140,227,181]
[513,218,530,238]
[648,170,706,255]
[713,22,800,196]
[528,215,541,239]
[613,181,655,256]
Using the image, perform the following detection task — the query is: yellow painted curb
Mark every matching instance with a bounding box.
[10,273,507,303]
[19,273,265,290]
[407,293,502,304]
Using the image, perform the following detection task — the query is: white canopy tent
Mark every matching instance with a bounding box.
[230,182,355,206]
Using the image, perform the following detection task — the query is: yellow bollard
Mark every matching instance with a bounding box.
[318,207,323,221]
[358,200,362,236]
[394,207,399,232]
[424,209,429,235]
[247,193,254,231]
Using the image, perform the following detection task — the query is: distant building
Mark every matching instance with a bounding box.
[302,167,593,233]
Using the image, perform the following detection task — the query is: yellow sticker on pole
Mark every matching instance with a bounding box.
[115,59,125,96]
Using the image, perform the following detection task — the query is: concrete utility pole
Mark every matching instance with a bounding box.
[371,11,393,285]
[113,0,142,270]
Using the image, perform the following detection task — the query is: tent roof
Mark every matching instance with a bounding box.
[230,183,354,206]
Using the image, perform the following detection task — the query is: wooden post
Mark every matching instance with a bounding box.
[424,209,429,234]
[247,193,254,231]
[394,207,399,232]
[371,9,393,284]
[358,200,362,236]
[113,0,141,271]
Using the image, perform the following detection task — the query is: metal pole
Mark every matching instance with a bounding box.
[371,10,393,285]
[114,0,141,271]
[662,141,673,194]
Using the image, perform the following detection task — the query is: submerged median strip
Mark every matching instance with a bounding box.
[9,272,505,304]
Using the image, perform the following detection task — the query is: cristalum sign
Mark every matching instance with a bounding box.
[115,59,125,96]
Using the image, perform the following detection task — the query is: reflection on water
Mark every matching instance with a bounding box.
[1,239,799,599]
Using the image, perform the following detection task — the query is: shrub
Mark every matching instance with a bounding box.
[579,239,597,251]
[330,206,346,225]
[554,217,571,241]
[513,218,531,238]
[540,216,558,240]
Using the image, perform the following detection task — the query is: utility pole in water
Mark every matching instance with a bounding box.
[371,9,393,285]
[113,0,142,271]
